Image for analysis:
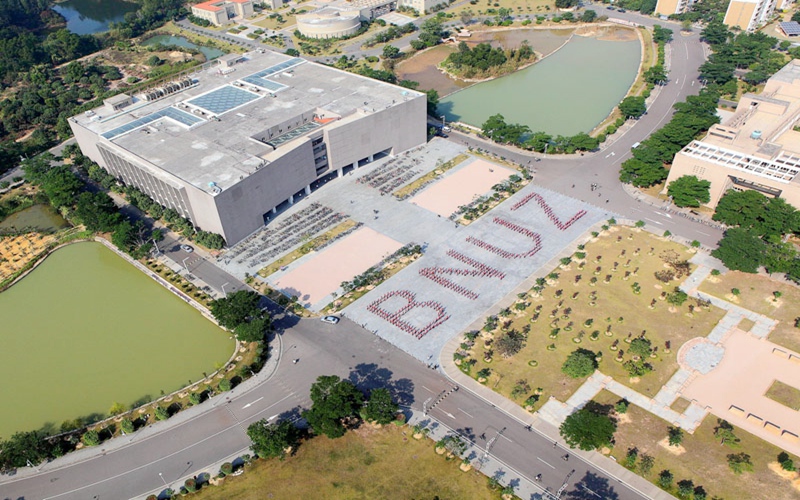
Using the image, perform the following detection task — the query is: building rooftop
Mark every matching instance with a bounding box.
[73,51,423,194]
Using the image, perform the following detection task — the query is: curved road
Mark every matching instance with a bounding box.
[2,13,714,500]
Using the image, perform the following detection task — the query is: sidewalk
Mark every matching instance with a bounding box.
[440,330,676,500]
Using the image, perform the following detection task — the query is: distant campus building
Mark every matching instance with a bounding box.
[655,0,793,31]
[297,0,448,39]
[69,52,426,245]
[654,0,698,17]
[191,0,254,26]
[665,60,800,209]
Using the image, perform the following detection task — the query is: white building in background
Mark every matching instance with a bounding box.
[69,52,426,245]
[191,0,254,27]
[723,0,778,32]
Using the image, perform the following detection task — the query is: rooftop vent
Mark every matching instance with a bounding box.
[751,130,762,140]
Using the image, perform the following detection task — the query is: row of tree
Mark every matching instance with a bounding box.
[699,21,784,86]
[711,190,800,279]
[247,375,400,459]
[480,114,600,153]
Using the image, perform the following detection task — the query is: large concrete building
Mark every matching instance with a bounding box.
[191,0,254,26]
[665,60,800,209]
[69,52,427,245]
[723,0,778,32]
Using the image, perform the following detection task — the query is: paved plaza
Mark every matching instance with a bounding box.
[268,227,403,310]
[343,187,607,361]
[409,158,516,217]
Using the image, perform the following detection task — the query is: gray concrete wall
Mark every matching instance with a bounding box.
[69,118,105,167]
[324,95,426,170]
[214,139,317,244]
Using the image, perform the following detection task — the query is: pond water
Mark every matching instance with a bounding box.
[439,33,641,136]
[0,242,235,438]
[52,0,139,35]
[142,35,226,62]
[0,204,69,233]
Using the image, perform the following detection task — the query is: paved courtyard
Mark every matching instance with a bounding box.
[343,186,608,361]
[409,158,516,217]
[268,227,402,310]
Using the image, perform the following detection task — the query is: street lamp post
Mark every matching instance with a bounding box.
[221,282,229,297]
[158,472,167,486]
[440,115,446,129]
[182,257,190,273]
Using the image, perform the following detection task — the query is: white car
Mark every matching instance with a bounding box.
[321,315,340,325]
[181,244,194,253]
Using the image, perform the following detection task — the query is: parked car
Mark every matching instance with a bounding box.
[181,244,194,253]
[321,315,340,325]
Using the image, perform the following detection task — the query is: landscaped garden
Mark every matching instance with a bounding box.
[455,224,726,411]
[589,390,800,500]
[699,271,800,353]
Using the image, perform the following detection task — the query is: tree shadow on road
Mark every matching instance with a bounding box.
[347,363,415,407]
[563,470,621,500]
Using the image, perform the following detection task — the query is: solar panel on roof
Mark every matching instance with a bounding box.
[238,58,303,92]
[101,107,203,140]
[188,85,261,115]
[780,22,800,35]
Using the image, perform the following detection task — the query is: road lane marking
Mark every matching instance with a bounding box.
[697,231,711,236]
[645,218,663,225]
[422,385,434,393]
[442,410,456,419]
[242,397,263,409]
[41,393,296,499]
[537,457,555,469]
[458,408,474,418]
[499,433,513,443]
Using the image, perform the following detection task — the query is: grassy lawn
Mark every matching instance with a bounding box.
[460,227,726,410]
[765,380,800,411]
[252,13,297,30]
[193,424,503,500]
[698,271,800,353]
[393,153,470,200]
[160,22,246,54]
[256,219,358,279]
[591,390,800,500]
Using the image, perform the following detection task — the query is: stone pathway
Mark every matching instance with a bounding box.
[537,251,781,433]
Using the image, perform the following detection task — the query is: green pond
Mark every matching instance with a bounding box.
[0,242,234,438]
[440,34,641,136]
[0,204,70,233]
[142,35,225,62]
[52,0,139,35]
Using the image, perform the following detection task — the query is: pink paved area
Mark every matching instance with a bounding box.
[681,330,800,454]
[271,227,403,307]
[410,158,516,217]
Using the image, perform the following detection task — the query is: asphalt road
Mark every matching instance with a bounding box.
[0,315,649,500]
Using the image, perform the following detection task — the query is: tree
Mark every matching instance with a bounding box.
[562,348,598,378]
[666,288,688,306]
[234,316,270,343]
[382,45,400,59]
[619,96,646,119]
[778,451,796,471]
[711,228,765,273]
[495,329,526,358]
[667,426,684,446]
[246,419,300,459]
[155,406,169,421]
[559,405,616,451]
[555,0,578,7]
[74,191,123,232]
[426,89,439,116]
[667,175,710,207]
[628,337,653,358]
[639,454,655,476]
[619,158,667,187]
[727,452,753,474]
[121,419,135,434]
[676,479,694,499]
[701,19,729,45]
[210,290,262,330]
[644,65,668,85]
[580,9,597,22]
[712,189,768,228]
[81,430,100,447]
[713,419,740,447]
[302,375,364,438]
[658,469,674,489]
[361,388,399,425]
[653,25,673,43]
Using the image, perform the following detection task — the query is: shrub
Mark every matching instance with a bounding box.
[82,429,101,446]
[778,452,796,471]
[219,378,232,392]
[155,406,170,421]
[220,462,233,476]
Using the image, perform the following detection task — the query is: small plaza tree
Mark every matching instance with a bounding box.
[247,419,301,459]
[561,348,598,378]
[361,388,399,425]
[559,403,616,451]
[302,375,364,439]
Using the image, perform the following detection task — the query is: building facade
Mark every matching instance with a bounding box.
[296,0,447,38]
[723,0,778,32]
[664,60,800,209]
[191,0,254,26]
[69,52,427,245]
[654,0,698,17]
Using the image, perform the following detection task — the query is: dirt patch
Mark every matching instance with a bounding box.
[657,438,686,455]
